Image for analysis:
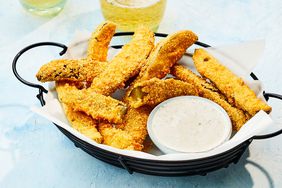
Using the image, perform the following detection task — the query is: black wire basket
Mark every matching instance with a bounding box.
[12,32,282,176]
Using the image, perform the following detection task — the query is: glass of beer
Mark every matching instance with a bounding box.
[20,0,67,16]
[100,0,167,31]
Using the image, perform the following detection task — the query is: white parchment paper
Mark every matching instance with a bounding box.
[31,32,274,161]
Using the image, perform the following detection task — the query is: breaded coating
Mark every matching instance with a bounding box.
[56,81,81,99]
[121,106,151,145]
[193,48,271,116]
[98,106,151,151]
[90,27,155,95]
[36,59,107,82]
[128,78,198,108]
[123,30,197,102]
[98,123,143,150]
[139,30,198,81]
[56,82,127,124]
[172,64,249,130]
[56,82,102,143]
[87,21,117,61]
[61,103,103,143]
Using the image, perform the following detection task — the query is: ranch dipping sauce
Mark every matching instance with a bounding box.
[147,96,232,153]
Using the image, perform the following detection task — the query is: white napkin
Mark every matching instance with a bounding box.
[206,40,265,77]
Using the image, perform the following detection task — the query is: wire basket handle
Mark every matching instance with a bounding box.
[12,42,68,106]
[252,92,282,140]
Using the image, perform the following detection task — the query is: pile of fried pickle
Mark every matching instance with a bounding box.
[36,22,271,151]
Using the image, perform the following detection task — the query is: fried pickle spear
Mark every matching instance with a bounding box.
[98,123,142,150]
[193,48,271,116]
[87,21,116,61]
[172,64,249,130]
[61,104,103,143]
[56,82,102,143]
[123,30,198,102]
[138,30,198,81]
[90,27,155,95]
[56,82,127,124]
[127,78,198,108]
[98,106,151,151]
[36,59,107,82]
[118,106,151,145]
[99,95,152,150]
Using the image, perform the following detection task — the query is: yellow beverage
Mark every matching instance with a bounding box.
[20,0,67,16]
[100,0,166,31]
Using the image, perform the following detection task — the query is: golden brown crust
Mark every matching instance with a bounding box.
[139,30,198,81]
[98,123,143,151]
[193,48,271,116]
[36,59,107,82]
[120,106,151,145]
[90,27,155,95]
[61,103,103,143]
[128,78,198,108]
[87,21,117,61]
[171,64,249,130]
[56,82,102,143]
[98,106,151,151]
[123,30,197,102]
[56,82,127,124]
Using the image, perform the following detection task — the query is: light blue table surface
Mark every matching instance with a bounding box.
[1,0,282,187]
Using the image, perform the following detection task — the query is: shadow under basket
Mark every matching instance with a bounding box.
[12,32,282,176]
